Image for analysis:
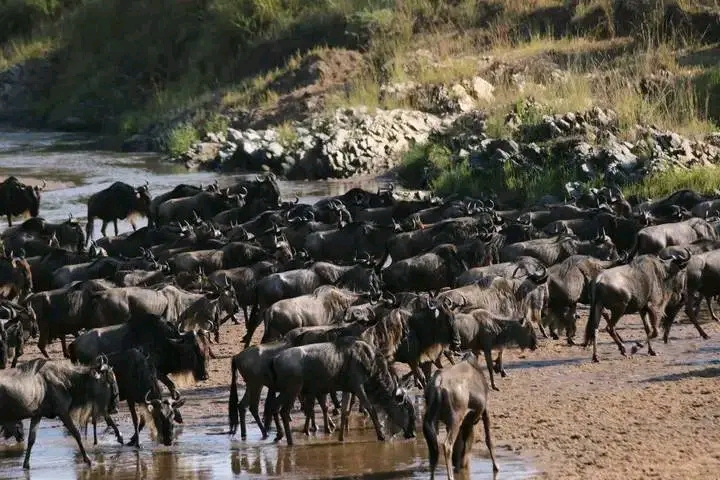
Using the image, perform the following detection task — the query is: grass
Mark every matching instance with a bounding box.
[0,0,717,175]
[165,124,199,157]
[623,165,720,199]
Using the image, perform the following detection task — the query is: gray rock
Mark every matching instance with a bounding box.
[227,128,244,143]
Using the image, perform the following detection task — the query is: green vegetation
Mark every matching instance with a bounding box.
[165,124,199,157]
[623,165,720,199]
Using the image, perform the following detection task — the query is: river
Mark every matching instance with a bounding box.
[0,130,538,479]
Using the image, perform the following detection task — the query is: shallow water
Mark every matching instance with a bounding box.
[0,129,383,233]
[0,130,538,479]
[0,392,537,480]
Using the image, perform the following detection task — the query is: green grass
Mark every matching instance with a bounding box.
[623,165,720,199]
[165,124,199,157]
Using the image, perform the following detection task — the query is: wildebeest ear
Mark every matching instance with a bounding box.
[146,403,154,414]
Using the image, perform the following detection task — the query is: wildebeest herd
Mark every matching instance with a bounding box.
[0,173,719,478]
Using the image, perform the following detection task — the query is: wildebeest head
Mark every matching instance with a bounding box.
[588,228,619,260]
[94,354,120,415]
[2,302,38,339]
[145,390,185,446]
[169,331,210,381]
[514,316,538,352]
[133,181,152,215]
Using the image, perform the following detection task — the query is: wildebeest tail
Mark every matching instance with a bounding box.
[228,356,240,434]
[583,281,602,347]
[422,375,442,471]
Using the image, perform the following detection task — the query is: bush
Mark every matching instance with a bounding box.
[165,124,199,157]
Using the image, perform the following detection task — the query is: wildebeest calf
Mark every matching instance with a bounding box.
[423,352,499,480]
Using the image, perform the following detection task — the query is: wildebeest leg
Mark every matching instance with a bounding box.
[113,219,119,236]
[104,415,123,444]
[537,323,550,339]
[329,391,341,415]
[246,388,267,440]
[452,412,478,473]
[57,410,92,466]
[352,385,385,442]
[423,391,440,479]
[100,220,108,238]
[686,301,711,340]
[127,400,141,447]
[605,311,627,357]
[706,296,720,322]
[339,391,351,442]
[158,373,180,400]
[564,305,578,345]
[442,411,462,480]
[38,332,51,359]
[277,392,295,446]
[60,336,70,359]
[6,214,11,227]
[301,394,316,435]
[261,390,275,437]
[318,394,335,434]
[482,409,499,473]
[92,416,98,445]
[483,348,499,391]
[241,306,249,325]
[22,416,42,469]
[492,349,507,377]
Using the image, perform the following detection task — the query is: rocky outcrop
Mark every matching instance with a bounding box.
[178,107,451,179]
[0,59,54,126]
[457,104,720,189]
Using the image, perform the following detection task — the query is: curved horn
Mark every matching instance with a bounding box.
[145,390,152,404]
[255,175,263,182]
[294,196,299,204]
[487,199,495,210]
[239,186,248,196]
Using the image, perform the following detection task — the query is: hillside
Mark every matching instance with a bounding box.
[1,0,719,201]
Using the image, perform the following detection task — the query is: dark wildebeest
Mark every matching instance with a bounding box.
[96,348,185,447]
[148,182,220,227]
[67,312,211,399]
[454,256,545,286]
[0,253,33,302]
[423,352,499,480]
[156,189,245,225]
[0,356,119,469]
[500,231,618,266]
[228,340,290,440]
[544,254,626,344]
[0,301,38,367]
[584,250,691,362]
[380,244,468,294]
[176,279,240,342]
[633,217,718,256]
[0,177,46,227]
[260,286,370,343]
[86,181,152,241]
[453,309,538,390]
[268,337,416,445]
[681,249,720,340]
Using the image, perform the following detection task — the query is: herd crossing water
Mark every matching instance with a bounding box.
[0,129,538,479]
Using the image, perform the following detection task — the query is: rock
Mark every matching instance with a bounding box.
[470,76,495,102]
[121,134,154,152]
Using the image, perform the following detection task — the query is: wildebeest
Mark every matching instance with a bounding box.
[100,348,185,447]
[0,177,46,227]
[633,217,717,256]
[500,231,618,266]
[261,286,370,343]
[68,312,211,399]
[423,352,499,480]
[176,279,239,342]
[0,301,38,367]
[681,249,720,340]
[228,340,290,440]
[454,256,545,286]
[584,250,691,362]
[453,309,538,390]
[544,254,626,344]
[0,355,119,469]
[268,337,416,445]
[156,189,244,225]
[86,181,152,241]
[380,244,468,294]
[0,253,33,301]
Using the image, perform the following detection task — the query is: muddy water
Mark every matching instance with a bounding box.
[0,130,538,478]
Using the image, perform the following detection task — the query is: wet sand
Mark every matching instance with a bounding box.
[10,307,720,479]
